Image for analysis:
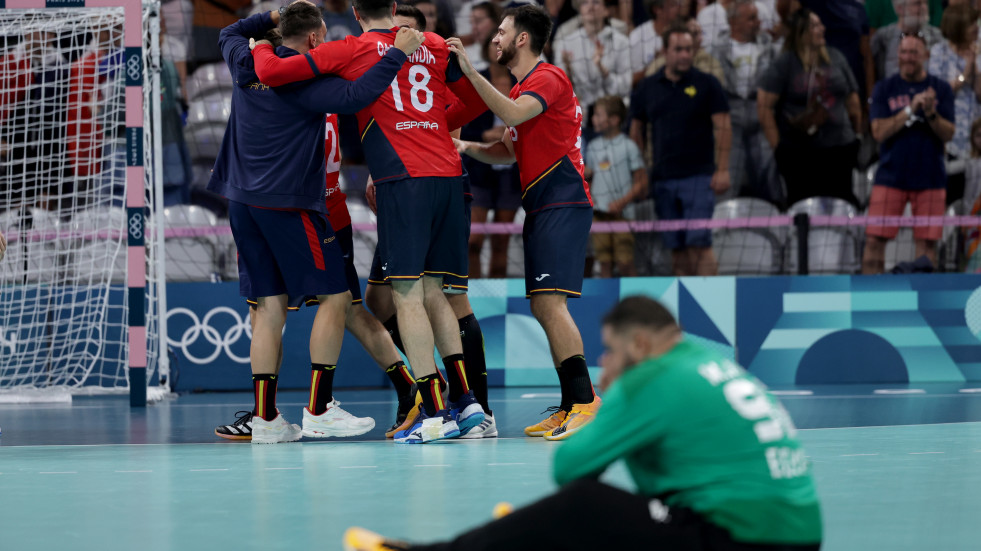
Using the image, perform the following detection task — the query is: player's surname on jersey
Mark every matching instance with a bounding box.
[376,41,435,65]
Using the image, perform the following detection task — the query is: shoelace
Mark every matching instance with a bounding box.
[540,405,565,417]
[231,410,252,426]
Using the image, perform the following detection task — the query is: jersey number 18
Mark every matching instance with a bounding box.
[390,65,434,113]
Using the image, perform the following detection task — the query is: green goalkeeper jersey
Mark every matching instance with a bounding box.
[553,340,822,545]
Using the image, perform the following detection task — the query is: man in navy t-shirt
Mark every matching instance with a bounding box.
[862,33,954,274]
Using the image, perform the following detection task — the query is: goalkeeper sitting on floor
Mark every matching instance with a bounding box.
[344,296,822,551]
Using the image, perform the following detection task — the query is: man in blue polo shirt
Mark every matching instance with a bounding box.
[862,32,954,274]
[630,22,731,277]
[207,2,423,444]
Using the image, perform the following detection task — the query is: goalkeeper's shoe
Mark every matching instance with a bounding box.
[215,410,254,441]
[251,410,302,444]
[523,406,568,437]
[544,396,602,441]
[385,389,422,439]
[343,527,409,551]
[447,390,485,435]
[394,407,460,444]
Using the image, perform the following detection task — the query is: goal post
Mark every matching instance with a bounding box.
[0,0,167,405]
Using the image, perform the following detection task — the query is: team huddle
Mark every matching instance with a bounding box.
[209,0,599,445]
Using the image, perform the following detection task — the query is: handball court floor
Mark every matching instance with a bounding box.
[2,384,981,551]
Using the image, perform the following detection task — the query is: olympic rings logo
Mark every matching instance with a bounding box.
[128,211,143,241]
[165,307,252,365]
[126,53,142,83]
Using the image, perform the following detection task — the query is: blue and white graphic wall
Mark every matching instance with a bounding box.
[165,275,981,391]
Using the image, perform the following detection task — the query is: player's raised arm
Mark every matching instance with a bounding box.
[219,10,280,81]
[446,37,543,127]
[291,30,424,114]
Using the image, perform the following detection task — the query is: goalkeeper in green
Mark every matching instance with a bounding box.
[344,295,822,551]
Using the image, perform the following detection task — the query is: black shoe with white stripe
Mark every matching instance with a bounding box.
[215,410,254,441]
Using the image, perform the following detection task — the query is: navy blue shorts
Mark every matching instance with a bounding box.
[653,175,714,250]
[374,176,468,285]
[472,167,522,211]
[523,206,592,298]
[247,223,362,310]
[230,201,348,302]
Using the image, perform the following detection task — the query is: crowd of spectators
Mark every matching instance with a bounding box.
[3,0,981,276]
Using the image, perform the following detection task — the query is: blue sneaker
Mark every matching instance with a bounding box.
[394,407,461,444]
[448,391,486,436]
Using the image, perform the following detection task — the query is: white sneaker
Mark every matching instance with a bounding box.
[302,399,376,438]
[459,414,497,439]
[251,411,302,444]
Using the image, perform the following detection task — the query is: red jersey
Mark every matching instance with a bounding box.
[66,50,105,178]
[253,30,483,184]
[508,62,592,213]
[323,113,351,231]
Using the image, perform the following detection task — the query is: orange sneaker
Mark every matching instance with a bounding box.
[523,407,568,437]
[343,527,409,551]
[544,396,602,441]
[384,391,422,439]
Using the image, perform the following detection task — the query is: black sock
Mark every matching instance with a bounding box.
[252,374,278,421]
[382,314,407,356]
[415,373,444,416]
[308,363,337,415]
[560,355,594,406]
[442,353,469,403]
[385,361,415,399]
[459,314,491,415]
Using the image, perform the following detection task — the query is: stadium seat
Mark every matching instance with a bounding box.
[712,198,785,275]
[786,197,861,275]
[163,205,220,282]
[186,92,231,128]
[185,123,226,162]
[69,206,129,285]
[185,63,233,101]
[0,208,63,284]
[938,199,966,272]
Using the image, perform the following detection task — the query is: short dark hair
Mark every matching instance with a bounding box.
[602,296,679,334]
[352,0,394,21]
[503,4,552,55]
[594,95,627,124]
[660,21,691,49]
[395,3,426,31]
[280,1,324,40]
[472,1,502,26]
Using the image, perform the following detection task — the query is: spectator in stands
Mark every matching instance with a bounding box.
[629,0,685,87]
[866,0,942,32]
[67,24,113,208]
[696,0,775,52]
[161,25,193,206]
[758,8,862,208]
[929,3,981,204]
[408,0,455,37]
[870,0,942,82]
[630,23,731,276]
[799,0,874,105]
[966,117,981,209]
[323,0,363,40]
[160,15,189,104]
[770,0,802,50]
[555,0,633,135]
[464,1,501,73]
[585,96,646,277]
[712,0,781,203]
[646,16,724,82]
[863,34,953,273]
[191,0,251,66]
[554,0,629,41]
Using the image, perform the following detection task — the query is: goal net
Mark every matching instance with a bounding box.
[0,2,166,403]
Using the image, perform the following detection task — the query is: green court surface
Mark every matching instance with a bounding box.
[1,388,980,550]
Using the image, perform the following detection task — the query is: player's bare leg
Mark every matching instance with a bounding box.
[528,293,599,441]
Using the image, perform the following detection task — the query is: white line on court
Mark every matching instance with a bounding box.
[39,471,77,474]
[487,462,526,466]
[840,454,878,457]
[873,389,926,395]
[189,468,229,472]
[264,467,302,470]
[521,393,561,399]
[339,466,377,469]
[959,389,981,393]
[908,452,944,455]
[115,470,152,473]
[414,464,450,468]
[771,390,814,396]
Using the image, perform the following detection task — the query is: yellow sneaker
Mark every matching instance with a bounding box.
[343,527,409,551]
[492,502,514,519]
[544,396,602,441]
[384,391,422,439]
[523,407,568,437]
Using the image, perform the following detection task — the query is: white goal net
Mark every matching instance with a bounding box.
[0,2,166,403]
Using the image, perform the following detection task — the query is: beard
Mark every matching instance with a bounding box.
[497,38,518,66]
